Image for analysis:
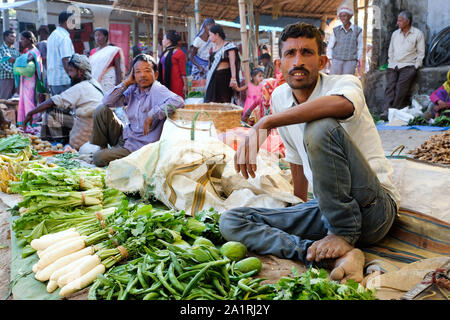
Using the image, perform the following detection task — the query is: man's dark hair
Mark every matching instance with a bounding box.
[94,28,109,41]
[278,22,323,57]
[3,30,15,40]
[131,53,158,72]
[59,11,74,25]
[260,53,271,60]
[209,24,226,40]
[38,25,50,36]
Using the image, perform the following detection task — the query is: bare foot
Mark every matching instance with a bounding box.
[306,234,353,262]
[329,248,365,283]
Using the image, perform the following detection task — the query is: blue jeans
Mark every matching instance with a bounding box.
[219,118,397,266]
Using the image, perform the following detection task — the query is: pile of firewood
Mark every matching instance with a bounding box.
[408,131,450,165]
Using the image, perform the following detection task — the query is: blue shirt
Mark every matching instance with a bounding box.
[46,26,75,86]
[102,80,185,152]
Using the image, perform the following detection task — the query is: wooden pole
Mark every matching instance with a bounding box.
[246,0,258,67]
[238,0,250,85]
[362,0,368,73]
[353,0,358,26]
[255,10,260,60]
[163,0,167,34]
[195,0,200,32]
[153,0,159,59]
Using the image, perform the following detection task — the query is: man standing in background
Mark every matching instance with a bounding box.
[0,30,20,99]
[380,11,425,120]
[46,11,75,96]
[326,5,363,75]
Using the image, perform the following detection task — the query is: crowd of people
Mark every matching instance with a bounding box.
[0,5,447,164]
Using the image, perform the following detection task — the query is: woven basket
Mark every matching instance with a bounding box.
[169,103,243,133]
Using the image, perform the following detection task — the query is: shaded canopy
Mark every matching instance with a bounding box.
[75,0,341,23]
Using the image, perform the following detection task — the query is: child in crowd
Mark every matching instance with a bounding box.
[235,68,264,125]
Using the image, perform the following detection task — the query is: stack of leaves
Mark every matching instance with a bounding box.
[0,134,32,153]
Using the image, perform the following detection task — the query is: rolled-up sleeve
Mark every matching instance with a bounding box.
[102,83,129,108]
[148,90,185,120]
[50,85,79,109]
[325,75,365,123]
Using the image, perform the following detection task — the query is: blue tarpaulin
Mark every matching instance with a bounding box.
[376,124,450,131]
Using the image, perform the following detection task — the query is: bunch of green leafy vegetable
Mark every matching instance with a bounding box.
[432,110,450,127]
[186,91,204,98]
[271,267,376,300]
[10,166,105,193]
[0,134,31,153]
[185,208,224,245]
[408,116,429,126]
[52,152,83,169]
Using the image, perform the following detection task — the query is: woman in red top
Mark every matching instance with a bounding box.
[157,30,187,98]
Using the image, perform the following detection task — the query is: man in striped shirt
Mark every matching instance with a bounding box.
[0,30,20,99]
[47,11,75,96]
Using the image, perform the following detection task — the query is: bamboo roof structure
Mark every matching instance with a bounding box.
[74,0,341,22]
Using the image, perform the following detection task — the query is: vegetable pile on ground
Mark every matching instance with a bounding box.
[3,126,63,152]
[407,130,450,165]
[0,134,46,193]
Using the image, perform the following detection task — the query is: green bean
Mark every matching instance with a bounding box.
[200,287,226,300]
[169,251,183,275]
[181,258,230,298]
[118,277,139,300]
[143,292,160,300]
[178,270,199,280]
[168,263,186,292]
[237,278,258,294]
[136,264,149,289]
[212,277,228,297]
[221,265,230,289]
[229,269,259,281]
[155,261,180,296]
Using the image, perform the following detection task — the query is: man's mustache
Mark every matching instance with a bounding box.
[288,67,310,75]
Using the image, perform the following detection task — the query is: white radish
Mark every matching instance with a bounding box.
[32,263,39,273]
[35,247,94,281]
[31,228,78,250]
[57,255,101,288]
[38,235,86,259]
[59,264,106,297]
[37,238,86,269]
[47,280,58,293]
[49,255,93,283]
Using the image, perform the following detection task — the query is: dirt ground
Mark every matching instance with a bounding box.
[0,129,444,300]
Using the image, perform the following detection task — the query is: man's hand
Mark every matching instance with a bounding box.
[143,116,153,135]
[22,111,34,130]
[123,70,136,87]
[234,118,270,179]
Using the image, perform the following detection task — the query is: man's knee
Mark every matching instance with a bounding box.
[93,104,110,120]
[219,208,248,241]
[304,117,340,146]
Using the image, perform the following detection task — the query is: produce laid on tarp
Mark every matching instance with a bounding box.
[407,130,450,165]
[1,128,377,301]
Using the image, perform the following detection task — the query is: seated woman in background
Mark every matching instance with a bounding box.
[158,30,187,99]
[205,24,241,103]
[89,28,125,93]
[429,69,450,118]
